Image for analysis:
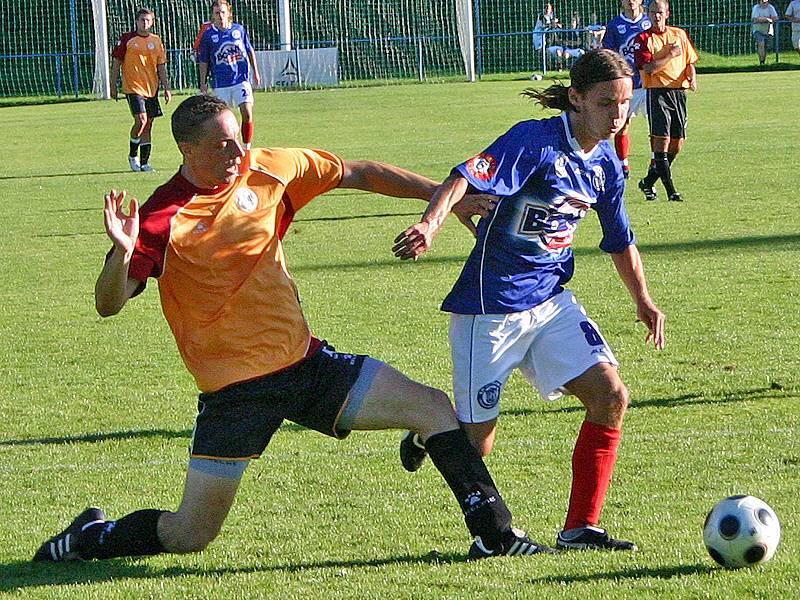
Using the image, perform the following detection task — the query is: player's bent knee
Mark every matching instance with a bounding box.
[410,386,458,436]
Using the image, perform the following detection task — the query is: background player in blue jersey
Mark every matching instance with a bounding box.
[602,0,651,179]
[198,0,261,148]
[394,49,665,552]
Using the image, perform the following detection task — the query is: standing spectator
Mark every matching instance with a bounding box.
[603,0,652,179]
[751,0,779,67]
[110,7,172,173]
[198,0,261,149]
[633,0,698,202]
[533,2,561,52]
[784,0,800,58]
[395,49,665,553]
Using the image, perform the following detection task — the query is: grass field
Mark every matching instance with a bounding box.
[1,71,798,598]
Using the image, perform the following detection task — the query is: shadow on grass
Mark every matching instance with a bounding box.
[0,551,464,591]
[0,170,134,181]
[286,232,800,274]
[0,422,310,448]
[502,384,797,418]
[528,562,714,585]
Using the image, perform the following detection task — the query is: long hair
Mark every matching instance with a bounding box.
[522,49,633,112]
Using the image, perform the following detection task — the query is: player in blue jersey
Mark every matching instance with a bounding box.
[198,0,261,148]
[602,0,651,179]
[394,49,665,552]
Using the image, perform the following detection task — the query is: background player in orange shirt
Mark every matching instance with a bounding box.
[110,7,172,173]
[32,95,555,564]
[633,0,697,202]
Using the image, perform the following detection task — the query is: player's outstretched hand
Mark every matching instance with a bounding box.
[638,301,666,350]
[103,189,139,258]
[452,193,497,237]
[393,222,434,261]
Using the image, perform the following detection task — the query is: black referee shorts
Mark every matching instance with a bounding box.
[190,342,367,460]
[646,87,687,139]
[126,94,163,119]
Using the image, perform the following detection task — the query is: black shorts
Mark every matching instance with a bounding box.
[646,87,687,139]
[126,94,163,119]
[190,342,367,460]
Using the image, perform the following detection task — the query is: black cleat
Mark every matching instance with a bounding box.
[468,527,558,560]
[33,507,106,562]
[399,431,428,472]
[556,526,638,551]
[638,179,658,201]
[668,192,683,202]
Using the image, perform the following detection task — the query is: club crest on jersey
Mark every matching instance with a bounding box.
[590,166,606,193]
[477,381,502,409]
[147,42,156,50]
[617,24,627,34]
[232,29,242,39]
[554,153,569,179]
[465,153,497,181]
[235,187,258,212]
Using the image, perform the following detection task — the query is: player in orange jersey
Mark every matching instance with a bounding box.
[33,95,555,564]
[110,7,172,173]
[632,0,697,202]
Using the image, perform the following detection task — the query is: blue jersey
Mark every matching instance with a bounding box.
[602,13,652,89]
[442,114,635,315]
[198,23,254,89]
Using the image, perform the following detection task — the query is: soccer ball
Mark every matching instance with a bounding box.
[703,495,781,569]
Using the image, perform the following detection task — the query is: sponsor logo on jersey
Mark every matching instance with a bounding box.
[517,193,591,252]
[476,380,502,409]
[465,153,497,181]
[235,187,258,212]
[215,42,243,64]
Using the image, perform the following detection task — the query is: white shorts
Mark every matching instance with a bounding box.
[449,290,618,424]
[213,81,254,108]
[628,87,647,119]
[792,31,800,50]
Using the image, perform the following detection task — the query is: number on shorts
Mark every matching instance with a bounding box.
[580,321,604,346]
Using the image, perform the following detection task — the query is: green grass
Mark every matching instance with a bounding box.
[1,72,798,598]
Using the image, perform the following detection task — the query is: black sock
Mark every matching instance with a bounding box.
[653,151,677,196]
[425,428,513,548]
[78,509,166,559]
[129,138,140,158]
[139,142,152,165]
[642,160,659,188]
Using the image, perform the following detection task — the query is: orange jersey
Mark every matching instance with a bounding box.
[632,26,698,89]
[125,148,344,392]
[112,31,167,97]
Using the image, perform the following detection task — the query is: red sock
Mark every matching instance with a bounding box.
[242,121,254,145]
[614,132,629,162]
[564,420,621,531]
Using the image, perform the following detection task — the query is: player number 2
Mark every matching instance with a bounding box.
[580,321,603,346]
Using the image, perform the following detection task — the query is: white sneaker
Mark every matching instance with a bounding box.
[140,164,155,173]
[128,156,141,172]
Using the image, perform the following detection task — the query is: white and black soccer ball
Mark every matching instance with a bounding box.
[703,495,781,569]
